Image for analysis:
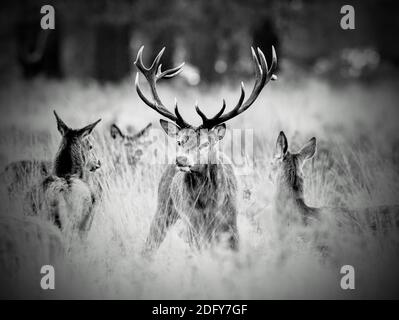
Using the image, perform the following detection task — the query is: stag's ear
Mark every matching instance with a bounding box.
[53,111,70,136]
[160,119,180,137]
[213,123,226,141]
[78,119,101,139]
[110,124,124,140]
[298,137,316,163]
[275,131,288,158]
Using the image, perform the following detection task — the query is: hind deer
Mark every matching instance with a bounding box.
[270,131,399,243]
[110,122,153,167]
[135,46,277,253]
[110,123,152,142]
[2,119,104,197]
[28,111,102,238]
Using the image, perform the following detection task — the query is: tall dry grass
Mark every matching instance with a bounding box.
[0,75,398,299]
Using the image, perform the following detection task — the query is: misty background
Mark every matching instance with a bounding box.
[1,0,398,85]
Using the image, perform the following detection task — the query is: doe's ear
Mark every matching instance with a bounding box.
[53,111,70,136]
[132,122,152,140]
[110,124,125,140]
[159,119,180,137]
[213,123,226,141]
[298,137,316,163]
[275,131,288,158]
[78,118,102,139]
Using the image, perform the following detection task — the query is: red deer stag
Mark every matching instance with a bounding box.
[135,46,277,253]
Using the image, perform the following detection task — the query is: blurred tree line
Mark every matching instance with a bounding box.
[1,0,398,83]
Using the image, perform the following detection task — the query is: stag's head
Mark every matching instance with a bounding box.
[134,46,277,172]
[53,111,102,177]
[270,131,317,197]
[159,120,228,172]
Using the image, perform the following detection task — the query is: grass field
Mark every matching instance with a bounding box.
[0,74,399,299]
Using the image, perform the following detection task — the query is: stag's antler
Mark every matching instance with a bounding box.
[134,46,191,128]
[196,46,277,129]
[135,46,277,129]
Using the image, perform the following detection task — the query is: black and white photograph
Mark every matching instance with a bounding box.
[0,0,398,303]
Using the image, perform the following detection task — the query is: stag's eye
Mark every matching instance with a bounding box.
[177,141,182,147]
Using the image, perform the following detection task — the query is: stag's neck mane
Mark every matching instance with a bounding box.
[53,138,84,179]
[171,151,237,210]
[192,151,233,179]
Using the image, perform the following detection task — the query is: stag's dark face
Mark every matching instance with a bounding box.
[160,120,226,172]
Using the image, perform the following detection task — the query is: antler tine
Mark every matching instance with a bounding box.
[198,46,277,129]
[225,81,246,117]
[197,92,238,129]
[174,99,190,128]
[134,46,148,74]
[236,46,269,112]
[150,47,165,72]
[270,45,278,78]
[195,101,208,123]
[158,62,185,79]
[134,46,190,128]
[251,47,262,81]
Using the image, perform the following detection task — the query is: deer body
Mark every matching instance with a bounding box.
[270,132,399,240]
[173,162,238,249]
[271,148,320,231]
[135,46,277,253]
[28,112,102,237]
[39,174,95,233]
[147,153,238,251]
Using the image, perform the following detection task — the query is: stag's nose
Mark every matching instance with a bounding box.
[176,156,189,167]
[95,160,101,169]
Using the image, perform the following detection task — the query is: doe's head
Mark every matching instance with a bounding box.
[269,131,316,195]
[54,111,102,174]
[109,123,153,166]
